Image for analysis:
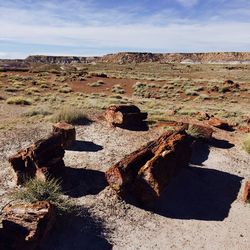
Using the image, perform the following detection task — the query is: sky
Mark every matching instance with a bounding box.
[0,0,250,58]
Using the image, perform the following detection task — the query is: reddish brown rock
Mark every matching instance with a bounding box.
[8,133,65,185]
[52,122,76,149]
[105,104,147,128]
[242,181,250,202]
[208,117,232,130]
[0,201,54,250]
[238,126,250,133]
[105,130,192,204]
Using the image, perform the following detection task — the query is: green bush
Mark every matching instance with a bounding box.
[14,178,75,214]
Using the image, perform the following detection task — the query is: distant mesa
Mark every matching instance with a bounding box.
[1,52,250,68]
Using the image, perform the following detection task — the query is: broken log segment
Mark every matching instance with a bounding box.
[8,133,65,185]
[105,130,193,204]
[0,201,54,250]
[104,104,148,127]
[52,122,76,149]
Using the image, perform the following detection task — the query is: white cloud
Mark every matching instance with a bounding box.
[176,0,199,8]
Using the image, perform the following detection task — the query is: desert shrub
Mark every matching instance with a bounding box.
[148,83,160,88]
[40,83,49,88]
[23,107,52,117]
[25,87,40,94]
[111,84,125,94]
[59,87,72,93]
[52,107,91,125]
[242,134,250,154]
[6,96,32,105]
[5,87,20,92]
[219,86,230,93]
[186,125,205,140]
[185,89,199,96]
[133,82,151,97]
[87,81,104,87]
[14,178,76,214]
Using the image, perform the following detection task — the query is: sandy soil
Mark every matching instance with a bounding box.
[0,119,249,250]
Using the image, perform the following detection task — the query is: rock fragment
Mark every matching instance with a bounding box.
[52,122,76,149]
[105,104,147,129]
[0,201,54,250]
[8,133,65,185]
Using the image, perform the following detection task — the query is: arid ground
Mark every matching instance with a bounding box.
[0,62,250,249]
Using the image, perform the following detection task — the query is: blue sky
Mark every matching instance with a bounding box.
[0,0,250,58]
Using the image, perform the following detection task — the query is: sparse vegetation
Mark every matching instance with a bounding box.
[242,134,250,154]
[6,96,32,105]
[112,84,125,94]
[59,86,72,93]
[52,107,91,124]
[14,178,76,214]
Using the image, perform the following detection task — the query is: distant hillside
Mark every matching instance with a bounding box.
[99,52,250,64]
[25,55,99,64]
[2,52,250,66]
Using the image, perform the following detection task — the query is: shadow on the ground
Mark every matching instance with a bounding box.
[117,121,149,131]
[209,138,235,149]
[190,141,210,166]
[126,166,242,221]
[152,166,242,221]
[41,208,112,250]
[61,167,108,198]
[68,140,103,152]
[72,117,93,126]
[190,138,235,166]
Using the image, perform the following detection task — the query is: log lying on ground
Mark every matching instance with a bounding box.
[0,201,54,250]
[52,122,76,149]
[105,130,193,204]
[8,133,65,185]
[105,104,148,128]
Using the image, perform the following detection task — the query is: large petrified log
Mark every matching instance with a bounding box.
[105,130,192,204]
[104,104,148,128]
[0,201,54,250]
[8,133,65,185]
[52,122,76,149]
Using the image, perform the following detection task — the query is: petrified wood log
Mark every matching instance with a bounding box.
[105,130,192,204]
[8,133,65,185]
[0,201,54,250]
[105,104,148,127]
[52,122,76,149]
[242,181,250,202]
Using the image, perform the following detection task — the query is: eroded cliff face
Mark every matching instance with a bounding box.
[99,52,250,64]
[2,52,250,65]
[25,55,99,64]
